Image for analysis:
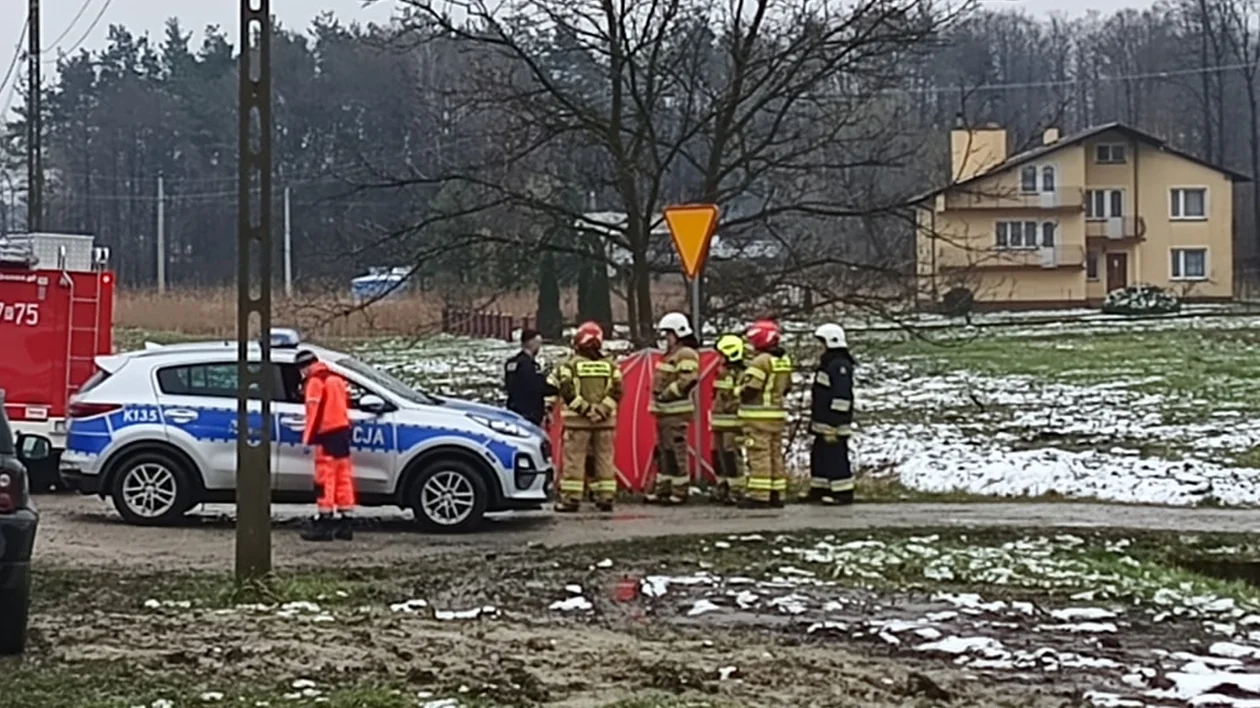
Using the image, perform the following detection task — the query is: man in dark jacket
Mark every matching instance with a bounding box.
[504,329,557,426]
[808,323,856,505]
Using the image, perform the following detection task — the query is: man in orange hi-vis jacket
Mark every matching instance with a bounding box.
[296,350,356,542]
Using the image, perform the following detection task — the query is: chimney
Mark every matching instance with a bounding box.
[1043,127,1060,145]
[950,124,1008,183]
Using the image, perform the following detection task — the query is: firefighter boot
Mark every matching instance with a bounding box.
[770,491,785,509]
[596,500,614,512]
[334,514,354,540]
[301,513,335,542]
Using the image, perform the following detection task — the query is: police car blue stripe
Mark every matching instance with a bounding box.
[65,404,531,469]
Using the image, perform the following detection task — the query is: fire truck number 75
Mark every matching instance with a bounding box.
[0,302,40,326]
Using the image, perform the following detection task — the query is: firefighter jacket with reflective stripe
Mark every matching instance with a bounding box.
[738,350,793,421]
[712,363,744,431]
[809,350,855,436]
[547,351,622,429]
[650,345,699,417]
[303,362,351,446]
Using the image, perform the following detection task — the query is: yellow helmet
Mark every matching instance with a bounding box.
[715,334,745,363]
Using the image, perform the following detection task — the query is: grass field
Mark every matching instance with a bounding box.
[112,308,1260,508]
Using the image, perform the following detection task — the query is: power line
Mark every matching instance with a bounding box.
[0,17,28,98]
[43,0,111,64]
[40,0,95,55]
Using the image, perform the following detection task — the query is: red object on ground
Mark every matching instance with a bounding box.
[547,348,723,492]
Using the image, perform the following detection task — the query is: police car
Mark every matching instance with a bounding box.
[58,330,554,531]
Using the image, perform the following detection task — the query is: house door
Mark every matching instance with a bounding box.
[1106,253,1128,292]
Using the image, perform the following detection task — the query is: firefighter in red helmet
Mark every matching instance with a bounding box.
[547,321,622,512]
[737,319,793,508]
[296,350,357,541]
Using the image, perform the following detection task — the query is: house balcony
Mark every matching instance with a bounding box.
[1085,216,1146,241]
[939,244,1086,271]
[941,187,1084,212]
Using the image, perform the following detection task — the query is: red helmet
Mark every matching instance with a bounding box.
[746,319,781,350]
[574,321,604,349]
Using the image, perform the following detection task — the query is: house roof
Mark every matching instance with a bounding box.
[914,121,1252,205]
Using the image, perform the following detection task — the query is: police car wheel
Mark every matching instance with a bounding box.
[110,451,194,526]
[410,461,488,533]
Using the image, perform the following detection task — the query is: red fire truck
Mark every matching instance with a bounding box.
[0,233,114,491]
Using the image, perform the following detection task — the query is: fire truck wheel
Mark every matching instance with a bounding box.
[109,450,195,526]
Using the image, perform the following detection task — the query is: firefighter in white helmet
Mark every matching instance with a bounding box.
[647,311,700,504]
[808,322,856,505]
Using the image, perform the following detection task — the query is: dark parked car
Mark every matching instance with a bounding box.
[0,392,45,656]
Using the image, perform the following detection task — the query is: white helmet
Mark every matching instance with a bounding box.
[656,312,693,337]
[813,322,848,349]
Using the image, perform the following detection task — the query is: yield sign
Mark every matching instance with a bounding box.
[663,203,720,280]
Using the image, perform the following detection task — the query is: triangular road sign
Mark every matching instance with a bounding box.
[663,204,719,280]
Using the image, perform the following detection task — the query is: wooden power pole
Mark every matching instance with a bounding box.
[235,0,273,580]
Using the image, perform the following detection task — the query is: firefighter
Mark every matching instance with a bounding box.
[297,350,357,542]
[646,312,701,504]
[546,321,622,512]
[737,319,793,509]
[711,334,747,504]
[809,323,856,505]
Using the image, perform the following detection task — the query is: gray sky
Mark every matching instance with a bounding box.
[1,0,1149,114]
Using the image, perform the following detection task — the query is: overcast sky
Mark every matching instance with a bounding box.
[2,0,1152,112]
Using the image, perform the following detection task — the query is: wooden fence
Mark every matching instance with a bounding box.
[441,309,537,342]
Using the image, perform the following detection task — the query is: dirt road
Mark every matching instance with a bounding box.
[32,494,1260,570]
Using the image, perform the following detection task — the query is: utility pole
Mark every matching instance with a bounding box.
[236,0,273,581]
[156,173,165,293]
[26,0,41,231]
[283,186,292,297]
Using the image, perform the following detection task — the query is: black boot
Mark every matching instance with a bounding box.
[301,514,334,542]
[334,515,354,540]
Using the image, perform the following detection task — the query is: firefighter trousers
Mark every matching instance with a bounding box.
[650,414,691,501]
[560,427,616,505]
[743,420,787,503]
[809,434,854,503]
[315,447,356,513]
[712,430,744,500]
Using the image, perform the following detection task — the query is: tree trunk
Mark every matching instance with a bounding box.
[536,250,563,340]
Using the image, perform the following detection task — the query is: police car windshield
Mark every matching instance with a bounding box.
[335,356,438,405]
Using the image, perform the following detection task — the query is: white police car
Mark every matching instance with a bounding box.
[58,330,554,531]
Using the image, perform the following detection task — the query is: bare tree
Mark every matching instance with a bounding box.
[386,0,971,341]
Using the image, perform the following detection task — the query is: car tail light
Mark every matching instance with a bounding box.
[0,470,23,513]
[67,402,122,419]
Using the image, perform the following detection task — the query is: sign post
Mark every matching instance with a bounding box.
[662,203,720,486]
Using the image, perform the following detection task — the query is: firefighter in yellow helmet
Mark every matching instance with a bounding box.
[737,319,793,509]
[647,311,701,504]
[547,321,622,512]
[711,334,747,504]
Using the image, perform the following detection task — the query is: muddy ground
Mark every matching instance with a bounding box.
[13,497,1260,707]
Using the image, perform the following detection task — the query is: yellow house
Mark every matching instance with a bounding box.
[915,122,1251,309]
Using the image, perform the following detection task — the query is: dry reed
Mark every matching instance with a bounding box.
[116,283,690,339]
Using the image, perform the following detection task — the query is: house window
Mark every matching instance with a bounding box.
[1171,188,1207,219]
[1086,189,1124,220]
[996,220,1039,249]
[1086,251,1100,280]
[1041,222,1056,247]
[1171,248,1208,280]
[1020,166,1038,193]
[1095,144,1127,164]
[1041,166,1056,192]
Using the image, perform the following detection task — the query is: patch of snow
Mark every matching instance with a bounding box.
[435,606,498,620]
[688,599,722,616]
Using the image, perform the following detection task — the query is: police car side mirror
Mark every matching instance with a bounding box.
[359,394,389,414]
[17,434,51,461]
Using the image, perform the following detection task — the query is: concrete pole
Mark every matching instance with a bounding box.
[156,173,165,293]
[284,186,292,297]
